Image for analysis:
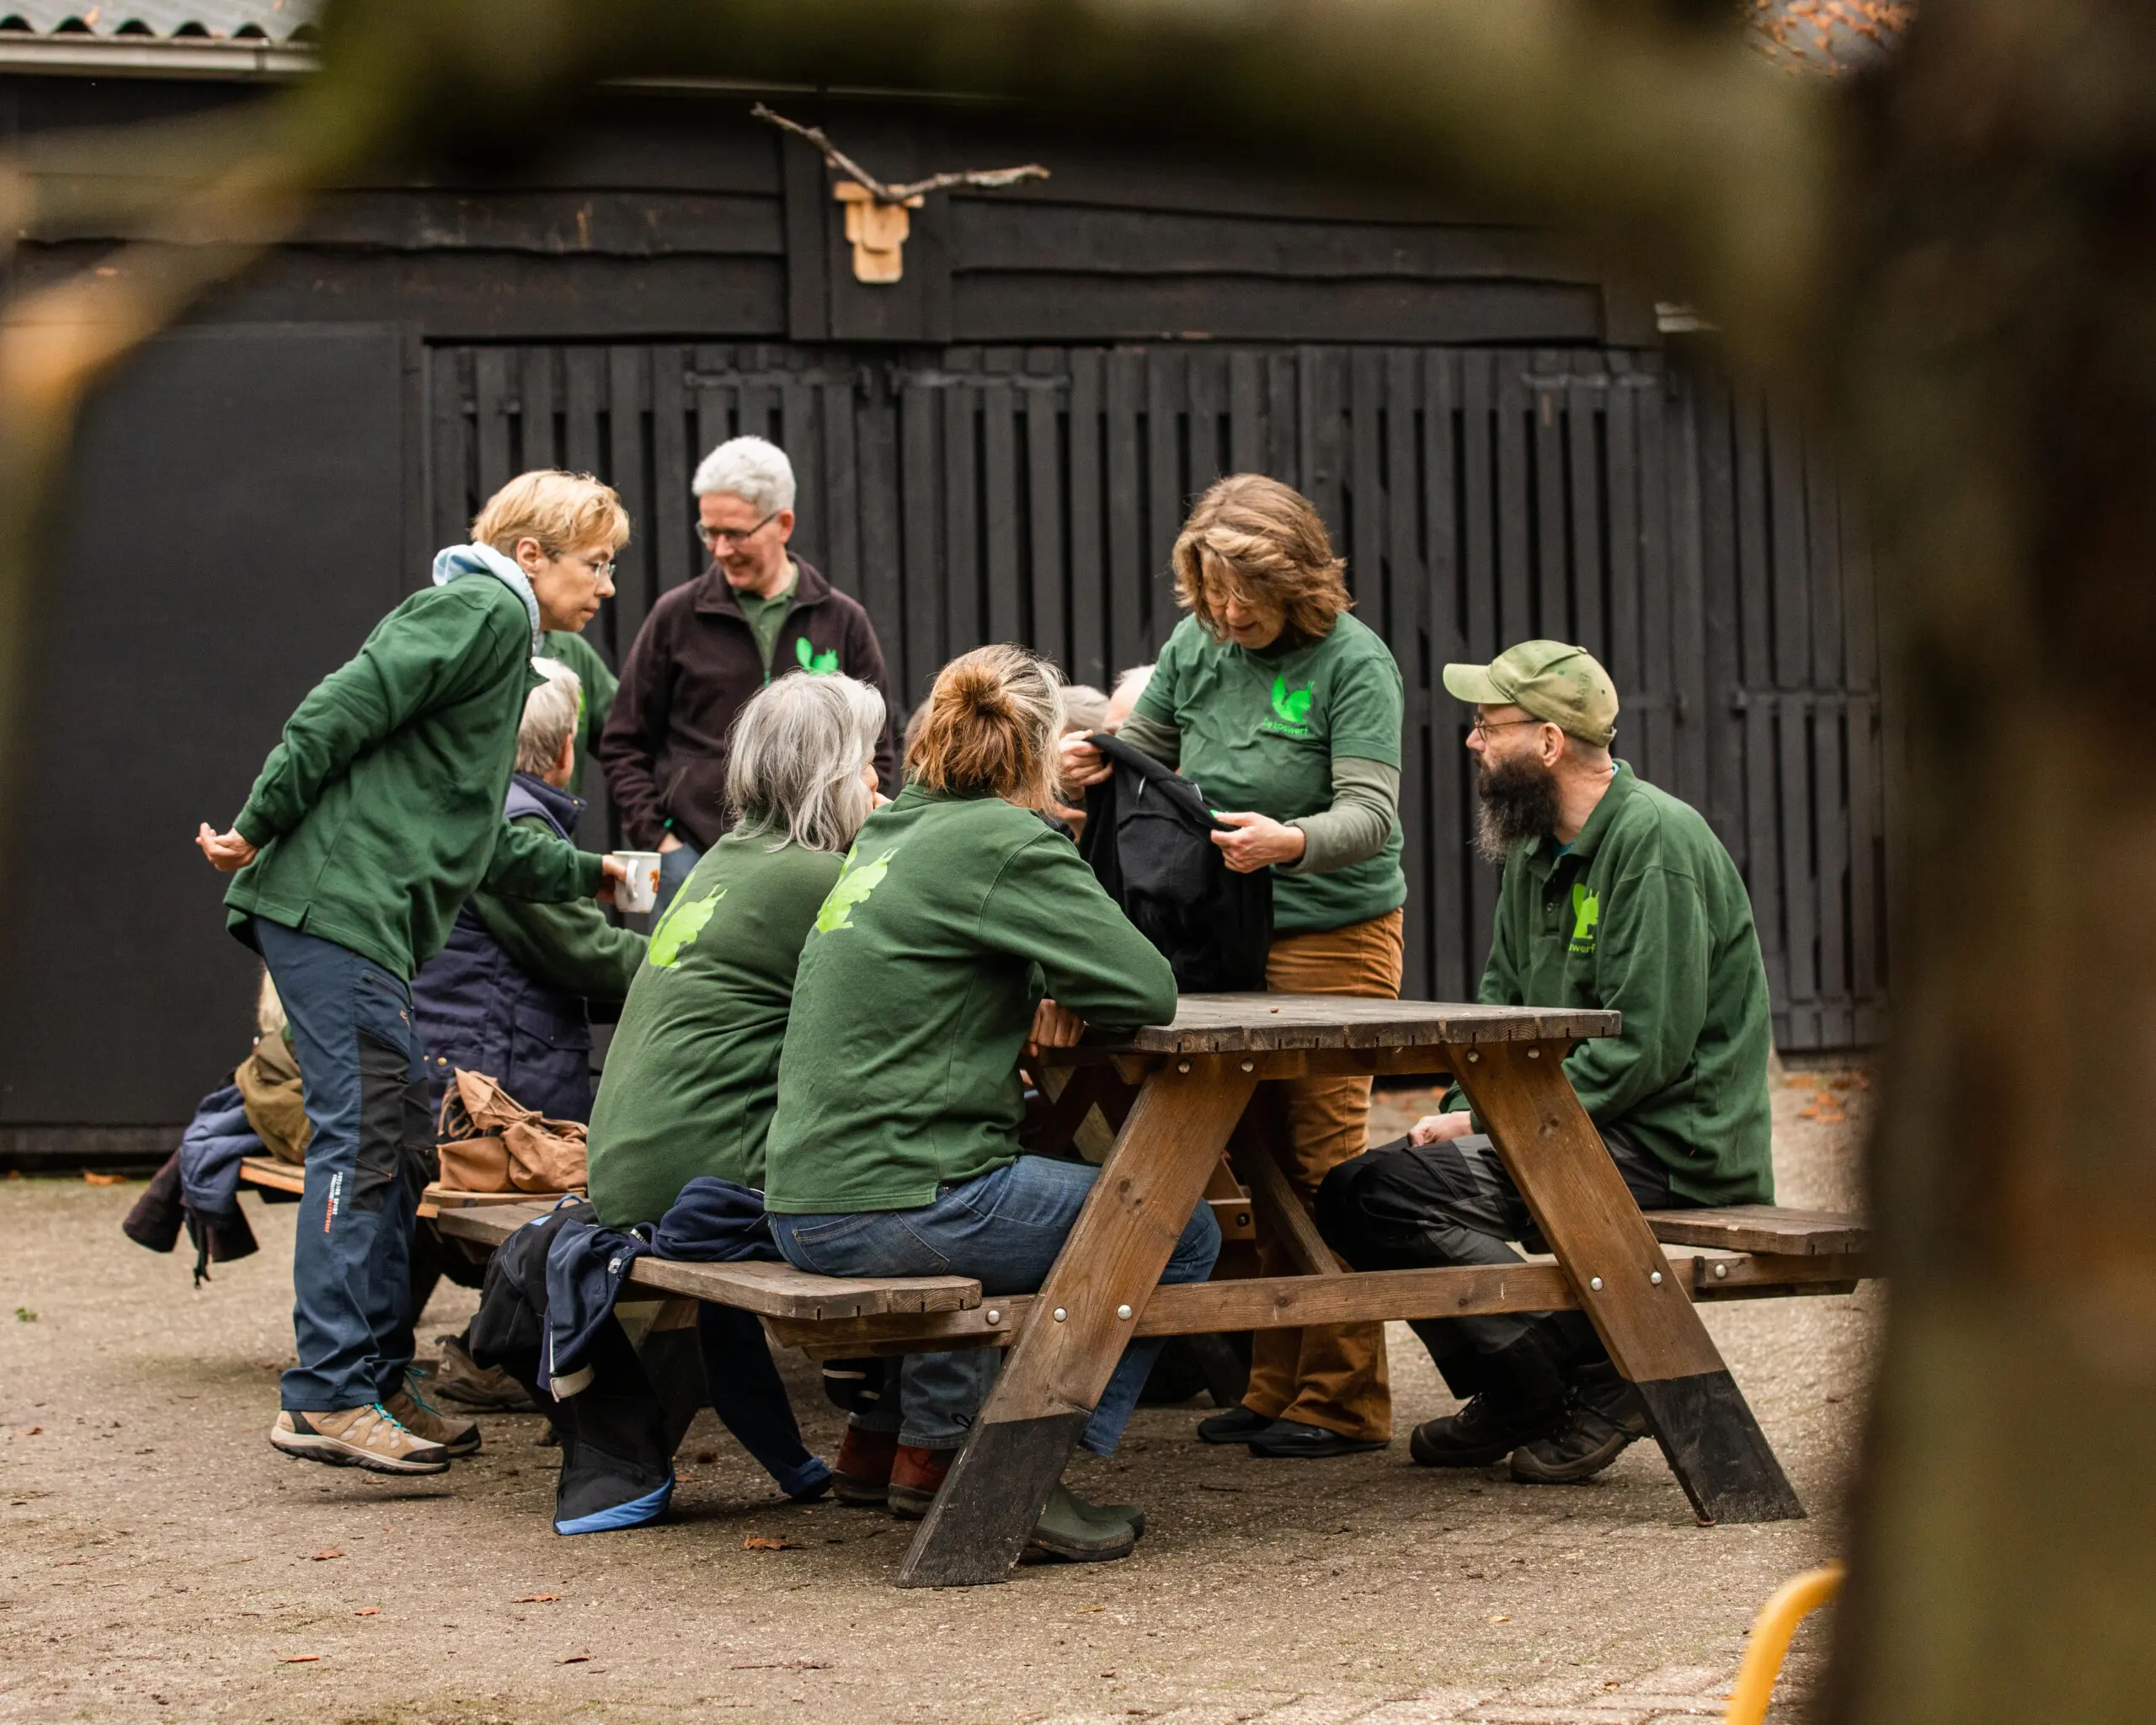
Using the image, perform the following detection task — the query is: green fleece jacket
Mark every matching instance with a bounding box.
[226,576,604,980]
[1444,764,1774,1205]
[541,628,616,798]
[472,811,644,1002]
[762,787,1178,1214]
[586,834,844,1226]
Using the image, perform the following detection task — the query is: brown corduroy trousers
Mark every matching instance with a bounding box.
[1240,907,1405,1441]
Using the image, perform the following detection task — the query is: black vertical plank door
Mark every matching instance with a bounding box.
[1066,350,1107,690]
[1104,349,1146,676]
[1422,349,1470,1003]
[897,365,946,704]
[1024,350,1070,676]
[981,361,1023,645]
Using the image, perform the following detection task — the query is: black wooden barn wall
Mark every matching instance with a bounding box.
[426,339,1885,1051]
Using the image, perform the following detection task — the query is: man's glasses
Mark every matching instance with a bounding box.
[1468,716,1543,741]
[697,510,781,551]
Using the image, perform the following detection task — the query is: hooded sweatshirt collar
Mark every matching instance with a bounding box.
[430,542,542,654]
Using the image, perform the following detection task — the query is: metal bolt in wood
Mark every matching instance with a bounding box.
[1116,1304,1133,1320]
[1714,1263,1730,1279]
[1651,1271,1663,1284]
[1177,1060,1190,1073]
[985,1309,1001,1325]
[1052,1307,1067,1322]
[1241,1059,1255,1072]
[1589,1275,1604,1290]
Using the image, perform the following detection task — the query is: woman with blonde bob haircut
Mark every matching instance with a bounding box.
[1064,473,1410,1461]
[758,645,1214,1562]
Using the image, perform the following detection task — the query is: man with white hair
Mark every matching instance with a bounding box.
[600,435,895,911]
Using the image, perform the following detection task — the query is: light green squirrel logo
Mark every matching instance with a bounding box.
[1269,672,1314,728]
[1570,883,1601,952]
[814,847,895,933]
[649,886,724,969]
[796,637,840,676]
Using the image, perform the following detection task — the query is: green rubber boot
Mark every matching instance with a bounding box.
[1065,1485,1146,1539]
[1027,1482,1138,1562]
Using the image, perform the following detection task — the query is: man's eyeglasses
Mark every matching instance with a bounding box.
[1468,716,1544,741]
[697,510,781,551]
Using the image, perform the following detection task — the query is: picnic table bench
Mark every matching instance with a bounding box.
[237,1156,570,1221]
[435,996,1873,1588]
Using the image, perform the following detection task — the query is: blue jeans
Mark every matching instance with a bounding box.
[653,840,703,920]
[253,919,430,1413]
[771,1155,1222,1457]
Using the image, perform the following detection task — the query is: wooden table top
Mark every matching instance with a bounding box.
[1060,995,1620,1056]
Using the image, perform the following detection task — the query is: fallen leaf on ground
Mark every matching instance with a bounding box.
[354,1608,379,1616]
[1486,1614,1511,1624]
[730,1660,832,1671]
[278,1654,321,1664]
[742,1535,803,1551]
[18,1427,41,1436]
[83,1171,125,1186]
[513,1594,562,1603]
[308,1549,343,1562]
[559,1651,591,1664]
[1797,1107,1817,1119]
[1076,1605,1105,1613]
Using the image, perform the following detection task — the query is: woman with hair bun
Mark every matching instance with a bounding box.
[1064,473,1408,1461]
[762,644,1214,1563]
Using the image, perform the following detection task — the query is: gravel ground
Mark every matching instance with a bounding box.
[0,1071,1876,1725]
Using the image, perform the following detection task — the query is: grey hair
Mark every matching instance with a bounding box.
[691,434,797,515]
[1060,683,1110,734]
[726,672,887,852]
[516,656,583,777]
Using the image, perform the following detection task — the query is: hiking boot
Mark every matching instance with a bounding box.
[1195,1405,1273,1445]
[428,1333,537,1413]
[1508,1364,1650,1485]
[384,1386,481,1457]
[833,1425,899,1507]
[270,1405,450,1475]
[1246,1418,1388,1459]
[1408,1394,1562,1468]
[886,1444,958,1519]
[1027,1482,1137,1562]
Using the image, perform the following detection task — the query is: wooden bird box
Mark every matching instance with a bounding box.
[833,181,925,285]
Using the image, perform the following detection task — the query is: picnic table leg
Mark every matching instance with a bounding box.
[898,1058,1259,1587]
[1447,1039,1806,1525]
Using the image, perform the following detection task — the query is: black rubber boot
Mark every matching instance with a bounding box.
[1407,1331,1568,1467]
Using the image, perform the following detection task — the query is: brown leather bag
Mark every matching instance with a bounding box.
[435,1070,588,1194]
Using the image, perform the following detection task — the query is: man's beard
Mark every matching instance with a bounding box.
[1474,753,1560,863]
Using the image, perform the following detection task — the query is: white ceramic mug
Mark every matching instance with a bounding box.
[610,850,662,914]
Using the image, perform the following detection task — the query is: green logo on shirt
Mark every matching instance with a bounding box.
[796,637,840,676]
[815,847,895,932]
[650,886,724,969]
[1570,884,1600,953]
[1258,672,1315,738]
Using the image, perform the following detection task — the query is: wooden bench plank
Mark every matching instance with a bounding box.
[1645,1205,1868,1258]
[1060,995,1620,1056]
[433,1201,983,1320]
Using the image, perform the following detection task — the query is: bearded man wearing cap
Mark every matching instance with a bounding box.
[1315,639,1773,1486]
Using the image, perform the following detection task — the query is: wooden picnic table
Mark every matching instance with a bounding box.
[897,995,1806,1587]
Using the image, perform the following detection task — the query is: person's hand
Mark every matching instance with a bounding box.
[657,833,684,854]
[196,822,257,873]
[1025,997,1086,1056]
[1408,1111,1475,1146]
[1209,811,1307,873]
[1059,732,1113,789]
[595,854,630,905]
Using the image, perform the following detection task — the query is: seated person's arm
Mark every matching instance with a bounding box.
[985,831,1179,1030]
[1556,863,1710,1123]
[1112,709,1180,768]
[481,815,606,903]
[472,823,645,1005]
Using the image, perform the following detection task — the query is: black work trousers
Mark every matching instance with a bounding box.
[1315,1130,1684,1398]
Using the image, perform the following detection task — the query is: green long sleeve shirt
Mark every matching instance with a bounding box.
[587,833,843,1226]
[763,786,1178,1214]
[540,629,618,798]
[1444,764,1774,1205]
[472,811,645,1003]
[226,577,604,980]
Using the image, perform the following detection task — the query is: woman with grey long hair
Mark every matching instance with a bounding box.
[572,671,886,1529]
[587,669,887,1224]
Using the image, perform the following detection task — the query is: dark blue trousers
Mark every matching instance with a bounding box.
[253,918,430,1413]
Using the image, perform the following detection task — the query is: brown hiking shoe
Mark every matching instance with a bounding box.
[833,1425,899,1507]
[886,1444,957,1519]
[428,1333,538,1413]
[270,1405,450,1475]
[383,1386,480,1457]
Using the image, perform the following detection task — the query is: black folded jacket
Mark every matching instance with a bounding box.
[1080,730,1273,992]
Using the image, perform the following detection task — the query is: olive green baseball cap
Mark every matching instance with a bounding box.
[1442,640,1618,746]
